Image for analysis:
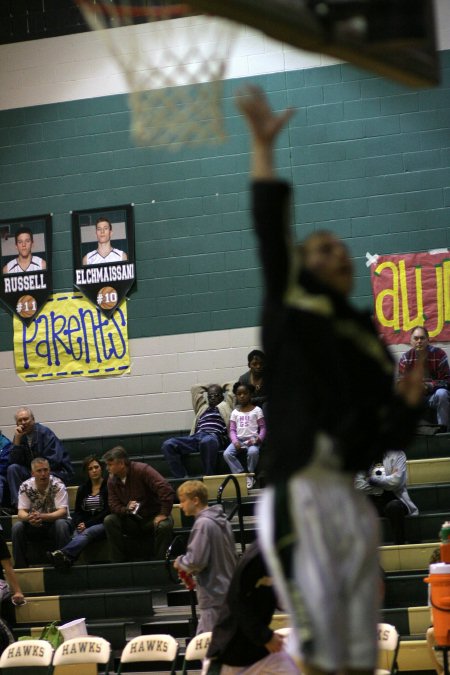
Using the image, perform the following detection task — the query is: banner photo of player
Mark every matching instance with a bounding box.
[72,204,136,318]
[0,214,53,325]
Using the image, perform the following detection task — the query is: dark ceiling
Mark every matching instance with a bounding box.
[0,0,91,44]
[0,0,191,44]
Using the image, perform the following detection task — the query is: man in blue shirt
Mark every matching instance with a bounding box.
[7,407,73,511]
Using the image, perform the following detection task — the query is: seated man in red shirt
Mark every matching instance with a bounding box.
[399,326,450,432]
[103,446,175,561]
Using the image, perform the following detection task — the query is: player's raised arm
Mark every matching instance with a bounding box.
[235,85,294,179]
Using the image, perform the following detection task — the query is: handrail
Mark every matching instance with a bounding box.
[165,533,189,583]
[165,533,198,635]
[217,474,246,553]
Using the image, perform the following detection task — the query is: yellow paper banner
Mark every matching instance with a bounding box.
[14,292,130,382]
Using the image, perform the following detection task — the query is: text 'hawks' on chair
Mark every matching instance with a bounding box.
[181,631,212,675]
[116,634,178,675]
[0,639,53,675]
[52,636,112,675]
[377,622,400,675]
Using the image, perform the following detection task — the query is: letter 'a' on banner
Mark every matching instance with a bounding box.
[370,250,450,344]
[13,292,130,382]
[72,204,136,318]
[0,214,53,326]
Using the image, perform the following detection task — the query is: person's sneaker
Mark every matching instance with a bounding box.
[46,550,72,569]
[246,476,255,489]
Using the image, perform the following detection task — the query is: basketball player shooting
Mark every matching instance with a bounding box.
[236,85,424,675]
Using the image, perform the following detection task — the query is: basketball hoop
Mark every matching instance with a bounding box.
[77,0,236,149]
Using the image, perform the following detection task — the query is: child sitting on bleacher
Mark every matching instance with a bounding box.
[223,383,266,490]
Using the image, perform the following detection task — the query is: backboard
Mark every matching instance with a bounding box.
[188,0,440,88]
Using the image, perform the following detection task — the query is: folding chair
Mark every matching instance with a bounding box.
[52,636,112,675]
[180,631,212,675]
[116,634,178,675]
[376,623,400,675]
[0,639,53,675]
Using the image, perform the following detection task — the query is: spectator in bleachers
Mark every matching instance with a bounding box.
[47,455,109,569]
[204,540,299,674]
[103,446,174,561]
[355,450,418,545]
[238,350,267,410]
[223,382,266,489]
[162,383,234,478]
[174,480,236,634]
[0,433,12,512]
[7,407,74,513]
[398,327,450,433]
[12,457,72,568]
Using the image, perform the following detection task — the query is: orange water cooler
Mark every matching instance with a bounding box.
[424,522,450,649]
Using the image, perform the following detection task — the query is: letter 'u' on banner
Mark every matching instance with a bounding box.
[13,293,130,382]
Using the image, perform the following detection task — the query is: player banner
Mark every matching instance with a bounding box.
[13,292,130,382]
[370,250,450,345]
[72,204,135,318]
[0,214,53,325]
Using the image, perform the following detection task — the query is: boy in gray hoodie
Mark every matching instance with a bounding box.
[174,480,237,633]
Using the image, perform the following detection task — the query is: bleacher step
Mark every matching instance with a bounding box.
[14,589,154,624]
[395,639,435,672]
[382,605,430,636]
[380,542,439,572]
[407,457,450,485]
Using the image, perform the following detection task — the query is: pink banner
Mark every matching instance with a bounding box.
[370,251,450,345]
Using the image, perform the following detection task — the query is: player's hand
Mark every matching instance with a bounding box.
[235,85,294,145]
[153,514,167,527]
[77,523,86,533]
[11,592,25,606]
[264,632,285,653]
[233,441,241,450]
[127,500,138,512]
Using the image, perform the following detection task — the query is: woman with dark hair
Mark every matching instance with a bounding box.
[47,455,109,568]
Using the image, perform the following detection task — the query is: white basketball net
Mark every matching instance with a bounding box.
[77,1,236,149]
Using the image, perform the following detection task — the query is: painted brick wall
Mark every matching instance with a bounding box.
[1,55,449,352]
[0,10,449,439]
